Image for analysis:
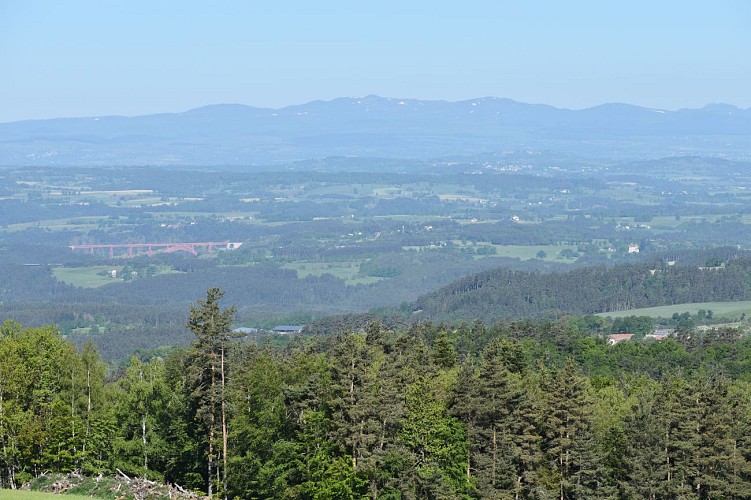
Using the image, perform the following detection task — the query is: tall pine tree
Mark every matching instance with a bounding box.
[187,288,237,499]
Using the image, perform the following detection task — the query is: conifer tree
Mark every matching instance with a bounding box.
[621,380,665,499]
[690,376,751,498]
[456,338,543,498]
[113,357,169,479]
[187,287,237,499]
[724,381,751,499]
[540,359,610,499]
[79,341,111,474]
[432,330,457,369]
[400,378,472,498]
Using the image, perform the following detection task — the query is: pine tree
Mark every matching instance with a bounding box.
[329,332,371,474]
[540,359,611,499]
[723,380,751,499]
[622,375,698,499]
[661,375,698,498]
[187,288,237,499]
[79,341,111,474]
[621,380,665,499]
[113,357,169,479]
[400,378,472,498]
[225,344,294,498]
[433,330,457,369]
[457,339,544,499]
[691,376,751,499]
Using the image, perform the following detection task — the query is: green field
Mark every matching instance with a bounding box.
[596,301,751,319]
[53,265,177,288]
[445,242,579,262]
[282,261,383,285]
[52,266,120,288]
[0,491,91,499]
[488,244,578,261]
[0,216,110,233]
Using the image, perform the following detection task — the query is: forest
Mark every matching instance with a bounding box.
[412,255,751,323]
[1,250,748,361]
[3,289,751,499]
[6,158,751,497]
[6,156,751,344]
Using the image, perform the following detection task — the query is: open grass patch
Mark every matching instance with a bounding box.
[0,490,92,499]
[596,301,751,319]
[282,261,383,285]
[490,244,579,261]
[437,194,488,203]
[54,265,176,288]
[0,217,110,233]
[448,241,579,261]
[53,266,121,288]
[372,187,412,197]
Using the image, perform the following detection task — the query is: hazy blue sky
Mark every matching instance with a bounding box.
[1,0,749,122]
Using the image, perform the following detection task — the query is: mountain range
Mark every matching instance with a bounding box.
[1,96,750,166]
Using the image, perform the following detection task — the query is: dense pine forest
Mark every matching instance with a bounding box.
[3,289,751,498]
[412,257,751,324]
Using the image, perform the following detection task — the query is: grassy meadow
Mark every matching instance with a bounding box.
[596,301,751,319]
[52,266,119,288]
[0,491,91,499]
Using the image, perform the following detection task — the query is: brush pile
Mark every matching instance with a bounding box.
[24,470,203,499]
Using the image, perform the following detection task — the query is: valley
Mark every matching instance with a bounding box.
[4,154,751,359]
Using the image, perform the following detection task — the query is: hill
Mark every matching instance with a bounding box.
[410,258,751,324]
[1,96,749,165]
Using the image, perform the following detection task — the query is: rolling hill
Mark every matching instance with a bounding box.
[410,257,751,324]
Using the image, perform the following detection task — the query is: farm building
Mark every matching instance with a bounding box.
[273,325,305,334]
[607,333,634,345]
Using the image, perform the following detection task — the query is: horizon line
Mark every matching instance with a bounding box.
[2,95,747,125]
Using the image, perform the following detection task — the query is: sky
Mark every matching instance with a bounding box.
[1,0,749,122]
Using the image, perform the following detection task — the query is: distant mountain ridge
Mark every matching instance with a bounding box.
[1,96,750,166]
